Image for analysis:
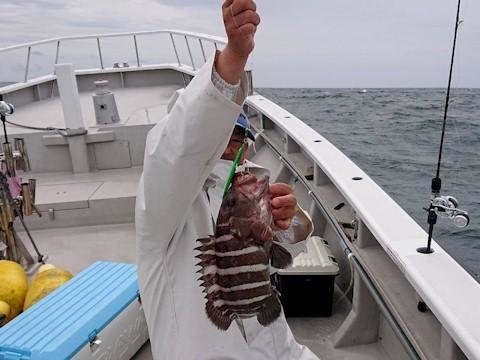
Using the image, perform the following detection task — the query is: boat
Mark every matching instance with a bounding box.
[0,30,479,360]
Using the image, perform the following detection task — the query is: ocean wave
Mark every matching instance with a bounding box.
[265,88,480,281]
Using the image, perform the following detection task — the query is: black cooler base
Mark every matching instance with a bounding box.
[272,273,336,317]
[270,236,340,318]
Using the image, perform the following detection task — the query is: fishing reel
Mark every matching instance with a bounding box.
[0,101,14,116]
[418,191,470,254]
[429,195,469,228]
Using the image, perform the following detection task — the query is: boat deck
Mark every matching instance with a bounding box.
[23,167,142,229]
[5,84,180,134]
[18,222,391,359]
[10,157,394,359]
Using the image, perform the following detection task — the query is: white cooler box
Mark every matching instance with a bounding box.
[271,236,340,317]
[0,261,149,360]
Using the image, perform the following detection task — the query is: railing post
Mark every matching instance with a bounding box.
[54,41,61,65]
[198,39,207,62]
[184,36,196,71]
[55,64,90,173]
[96,37,104,69]
[24,46,31,82]
[170,33,181,66]
[133,35,140,67]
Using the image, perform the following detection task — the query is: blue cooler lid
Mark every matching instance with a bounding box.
[0,262,139,360]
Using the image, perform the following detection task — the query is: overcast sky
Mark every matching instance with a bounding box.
[0,0,478,87]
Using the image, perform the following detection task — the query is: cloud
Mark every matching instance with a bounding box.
[0,0,478,87]
[0,0,224,81]
[1,0,66,9]
[0,0,222,44]
[152,0,218,7]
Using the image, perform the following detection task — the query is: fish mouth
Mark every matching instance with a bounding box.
[234,173,257,186]
[235,173,268,188]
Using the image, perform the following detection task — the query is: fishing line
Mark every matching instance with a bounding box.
[449,109,463,187]
[434,0,462,181]
[417,0,470,254]
[440,25,467,189]
[446,0,472,189]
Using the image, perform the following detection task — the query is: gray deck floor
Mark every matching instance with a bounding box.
[6,84,181,134]
[33,167,141,208]
[18,223,389,359]
[22,167,142,230]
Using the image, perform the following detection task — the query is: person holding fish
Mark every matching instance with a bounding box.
[136,0,319,359]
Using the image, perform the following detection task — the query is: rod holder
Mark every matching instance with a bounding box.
[22,182,33,216]
[0,189,14,223]
[28,179,36,204]
[2,143,15,177]
[0,203,9,231]
[14,138,31,172]
[0,233,7,259]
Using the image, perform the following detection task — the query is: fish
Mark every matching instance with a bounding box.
[195,171,293,331]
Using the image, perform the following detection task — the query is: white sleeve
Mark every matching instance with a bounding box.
[136,52,248,254]
[211,66,240,101]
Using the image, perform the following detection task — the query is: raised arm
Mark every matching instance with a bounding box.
[216,0,260,84]
[136,0,260,254]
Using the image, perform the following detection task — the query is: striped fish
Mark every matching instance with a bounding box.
[195,171,292,331]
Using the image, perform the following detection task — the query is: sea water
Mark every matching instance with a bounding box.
[258,88,479,282]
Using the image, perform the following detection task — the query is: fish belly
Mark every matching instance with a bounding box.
[214,235,271,316]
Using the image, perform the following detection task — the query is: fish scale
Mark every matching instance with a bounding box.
[195,171,292,332]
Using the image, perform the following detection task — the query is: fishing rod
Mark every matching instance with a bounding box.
[417,0,470,254]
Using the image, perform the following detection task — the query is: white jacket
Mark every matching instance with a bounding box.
[136,53,319,360]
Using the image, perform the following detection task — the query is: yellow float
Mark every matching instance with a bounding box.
[23,264,73,311]
[0,260,28,326]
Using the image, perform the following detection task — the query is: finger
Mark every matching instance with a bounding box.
[274,219,292,230]
[233,10,261,28]
[223,0,234,9]
[232,0,257,16]
[272,207,296,221]
[236,23,257,37]
[271,194,296,209]
[269,183,293,197]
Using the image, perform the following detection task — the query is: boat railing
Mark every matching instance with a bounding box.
[0,30,226,85]
[245,94,480,360]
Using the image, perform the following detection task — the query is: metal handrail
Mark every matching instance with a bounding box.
[0,30,226,52]
[0,29,227,84]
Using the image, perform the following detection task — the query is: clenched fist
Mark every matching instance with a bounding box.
[223,0,260,58]
[216,0,261,85]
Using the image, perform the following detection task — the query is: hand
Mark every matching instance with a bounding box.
[216,0,261,84]
[223,0,259,58]
[270,183,297,230]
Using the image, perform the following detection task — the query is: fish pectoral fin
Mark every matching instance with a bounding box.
[257,293,282,326]
[271,242,293,269]
[251,221,273,244]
